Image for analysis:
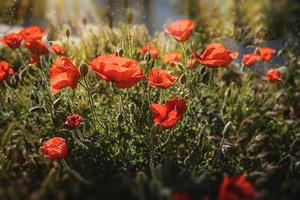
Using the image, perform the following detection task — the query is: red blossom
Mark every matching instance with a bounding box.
[0,32,23,49]
[266,69,282,83]
[151,97,187,130]
[49,57,81,95]
[148,69,177,89]
[165,19,195,42]
[40,137,68,160]
[0,61,14,82]
[192,43,238,68]
[89,55,145,88]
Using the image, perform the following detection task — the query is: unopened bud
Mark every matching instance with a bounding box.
[80,63,89,77]
[127,11,133,25]
[65,29,71,38]
[144,52,151,62]
[179,74,187,85]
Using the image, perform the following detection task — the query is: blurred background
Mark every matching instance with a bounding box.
[0,0,299,40]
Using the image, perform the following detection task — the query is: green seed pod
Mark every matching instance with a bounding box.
[65,29,71,38]
[179,74,187,85]
[144,52,151,62]
[80,63,89,77]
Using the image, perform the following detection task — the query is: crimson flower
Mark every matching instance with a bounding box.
[49,57,81,95]
[64,114,82,129]
[192,43,238,68]
[89,55,145,88]
[218,176,256,200]
[20,26,46,40]
[51,44,65,56]
[164,19,195,42]
[242,54,261,67]
[140,43,159,59]
[254,47,276,62]
[266,69,282,83]
[151,97,187,130]
[148,69,177,89]
[0,61,14,82]
[0,33,23,49]
[24,39,49,55]
[40,137,68,160]
[164,53,181,66]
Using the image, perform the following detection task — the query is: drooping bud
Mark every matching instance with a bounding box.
[127,10,133,25]
[144,52,151,62]
[80,63,89,77]
[179,74,187,85]
[65,29,71,38]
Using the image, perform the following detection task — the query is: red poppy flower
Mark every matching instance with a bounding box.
[20,26,46,40]
[140,43,159,59]
[187,59,197,68]
[148,69,177,89]
[29,55,40,64]
[49,57,81,95]
[64,114,82,129]
[0,33,23,49]
[218,176,256,200]
[242,54,260,67]
[40,137,68,160]
[173,192,191,200]
[192,43,238,68]
[151,97,187,129]
[24,39,49,55]
[164,53,181,65]
[89,55,145,88]
[266,69,282,83]
[51,44,65,56]
[254,47,276,62]
[164,19,195,42]
[0,61,14,81]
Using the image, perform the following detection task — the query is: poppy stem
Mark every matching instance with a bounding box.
[71,131,88,150]
[61,159,91,185]
[149,124,159,178]
[181,42,188,67]
[202,68,216,98]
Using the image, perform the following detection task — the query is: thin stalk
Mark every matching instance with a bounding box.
[149,124,159,178]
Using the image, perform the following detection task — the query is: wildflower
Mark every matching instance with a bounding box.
[49,57,81,95]
[192,43,238,68]
[51,44,65,56]
[20,25,46,40]
[186,59,197,68]
[218,176,256,200]
[164,53,181,66]
[40,137,68,160]
[0,61,14,82]
[254,47,276,62]
[0,33,23,49]
[64,114,82,129]
[140,43,159,59]
[266,69,282,83]
[29,55,40,64]
[151,97,187,130]
[164,19,195,42]
[148,69,177,89]
[242,54,261,67]
[24,39,49,55]
[89,55,145,88]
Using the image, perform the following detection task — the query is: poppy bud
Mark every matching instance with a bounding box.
[9,75,18,87]
[80,63,89,77]
[144,52,151,62]
[82,17,87,25]
[127,11,133,25]
[65,29,71,38]
[179,74,187,85]
[177,63,184,71]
